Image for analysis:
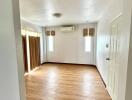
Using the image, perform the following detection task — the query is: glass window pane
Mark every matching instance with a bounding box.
[85,36,91,52]
[48,36,54,52]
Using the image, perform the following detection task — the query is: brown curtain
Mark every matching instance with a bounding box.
[29,36,40,70]
[46,31,50,36]
[83,28,88,37]
[51,31,55,36]
[35,37,40,66]
[22,36,28,72]
[89,28,95,36]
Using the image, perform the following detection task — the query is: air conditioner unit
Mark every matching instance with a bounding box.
[60,25,76,32]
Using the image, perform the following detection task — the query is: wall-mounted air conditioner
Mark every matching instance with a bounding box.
[60,25,76,32]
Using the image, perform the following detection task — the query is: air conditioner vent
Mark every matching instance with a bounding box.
[60,25,76,32]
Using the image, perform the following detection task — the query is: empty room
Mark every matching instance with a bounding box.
[0,0,132,100]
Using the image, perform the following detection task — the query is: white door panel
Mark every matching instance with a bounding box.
[108,15,122,100]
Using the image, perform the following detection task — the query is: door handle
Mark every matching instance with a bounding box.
[106,58,110,61]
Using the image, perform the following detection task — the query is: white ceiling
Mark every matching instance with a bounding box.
[20,0,110,27]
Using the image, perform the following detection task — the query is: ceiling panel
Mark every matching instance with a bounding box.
[20,0,110,26]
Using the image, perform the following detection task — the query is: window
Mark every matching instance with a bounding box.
[85,36,91,52]
[48,36,54,52]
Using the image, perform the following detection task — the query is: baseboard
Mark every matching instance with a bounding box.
[41,62,47,65]
[42,62,96,67]
[96,67,106,88]
[106,87,113,99]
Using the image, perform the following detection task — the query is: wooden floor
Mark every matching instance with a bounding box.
[25,64,111,100]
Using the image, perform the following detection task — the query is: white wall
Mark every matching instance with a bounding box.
[21,19,46,64]
[21,20,42,32]
[97,0,123,85]
[96,0,132,99]
[0,0,25,100]
[125,14,132,100]
[124,0,132,99]
[45,24,97,65]
[42,28,47,63]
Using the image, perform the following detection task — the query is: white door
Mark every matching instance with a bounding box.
[108,15,122,100]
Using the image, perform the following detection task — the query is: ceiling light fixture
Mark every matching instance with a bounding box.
[53,13,62,18]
